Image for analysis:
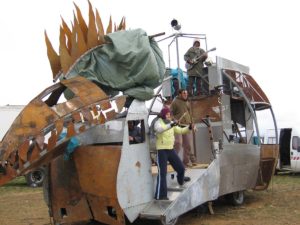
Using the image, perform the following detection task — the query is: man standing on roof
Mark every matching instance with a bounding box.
[184,39,208,96]
[170,89,196,167]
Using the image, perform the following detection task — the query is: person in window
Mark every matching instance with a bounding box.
[128,120,143,144]
[154,107,192,200]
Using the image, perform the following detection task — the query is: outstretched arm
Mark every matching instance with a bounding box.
[154,120,178,133]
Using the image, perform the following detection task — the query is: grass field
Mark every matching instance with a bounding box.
[0,173,299,225]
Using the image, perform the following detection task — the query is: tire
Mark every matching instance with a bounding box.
[25,167,45,187]
[227,191,244,206]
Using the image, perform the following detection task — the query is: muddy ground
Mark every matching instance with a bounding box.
[0,173,299,225]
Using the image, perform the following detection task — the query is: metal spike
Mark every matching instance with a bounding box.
[117,17,124,31]
[59,26,73,75]
[45,31,61,78]
[95,9,104,35]
[71,13,80,61]
[95,9,105,44]
[61,17,72,51]
[87,0,98,49]
[106,16,112,34]
[45,2,126,77]
[122,17,126,30]
[73,2,88,42]
[73,14,88,59]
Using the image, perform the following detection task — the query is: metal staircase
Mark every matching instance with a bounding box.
[140,159,220,224]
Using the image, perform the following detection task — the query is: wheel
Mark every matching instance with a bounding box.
[160,217,178,225]
[25,167,45,187]
[227,190,244,206]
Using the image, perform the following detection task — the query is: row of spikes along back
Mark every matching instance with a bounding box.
[45,0,126,81]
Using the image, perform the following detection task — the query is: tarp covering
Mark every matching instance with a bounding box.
[169,68,188,87]
[65,28,165,100]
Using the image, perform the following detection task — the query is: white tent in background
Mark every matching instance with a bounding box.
[0,105,24,140]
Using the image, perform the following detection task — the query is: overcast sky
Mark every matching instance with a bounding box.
[0,0,299,132]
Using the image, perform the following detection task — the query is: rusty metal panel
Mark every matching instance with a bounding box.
[191,95,221,123]
[105,110,117,121]
[254,144,279,190]
[114,96,126,113]
[0,164,17,186]
[47,130,58,150]
[260,144,279,159]
[5,147,16,165]
[223,67,270,105]
[100,99,112,110]
[49,156,92,224]
[91,105,98,116]
[86,194,125,225]
[66,122,76,138]
[28,145,41,163]
[98,112,106,124]
[261,159,276,180]
[55,119,64,137]
[30,142,68,172]
[73,145,121,198]
[51,97,84,117]
[18,140,30,162]
[255,158,276,191]
[1,101,59,162]
[61,76,107,104]
[81,108,94,125]
[0,4,127,188]
[0,75,121,188]
[244,74,270,104]
[2,102,58,150]
[14,101,59,136]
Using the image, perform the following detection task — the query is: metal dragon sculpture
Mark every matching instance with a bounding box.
[0,2,279,225]
[0,0,163,184]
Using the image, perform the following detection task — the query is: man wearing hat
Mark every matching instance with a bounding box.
[153,107,192,200]
[184,39,208,96]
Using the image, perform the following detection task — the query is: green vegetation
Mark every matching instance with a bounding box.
[0,173,299,225]
[0,176,41,194]
[273,173,300,185]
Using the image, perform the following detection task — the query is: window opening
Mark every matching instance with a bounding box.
[267,137,277,144]
[292,136,300,151]
[128,120,145,145]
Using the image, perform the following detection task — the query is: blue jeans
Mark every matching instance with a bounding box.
[155,149,185,199]
[187,76,202,96]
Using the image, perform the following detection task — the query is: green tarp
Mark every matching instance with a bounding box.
[65,28,165,100]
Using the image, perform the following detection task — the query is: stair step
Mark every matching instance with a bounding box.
[140,168,210,220]
[281,166,292,171]
[167,186,184,192]
[140,199,172,219]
